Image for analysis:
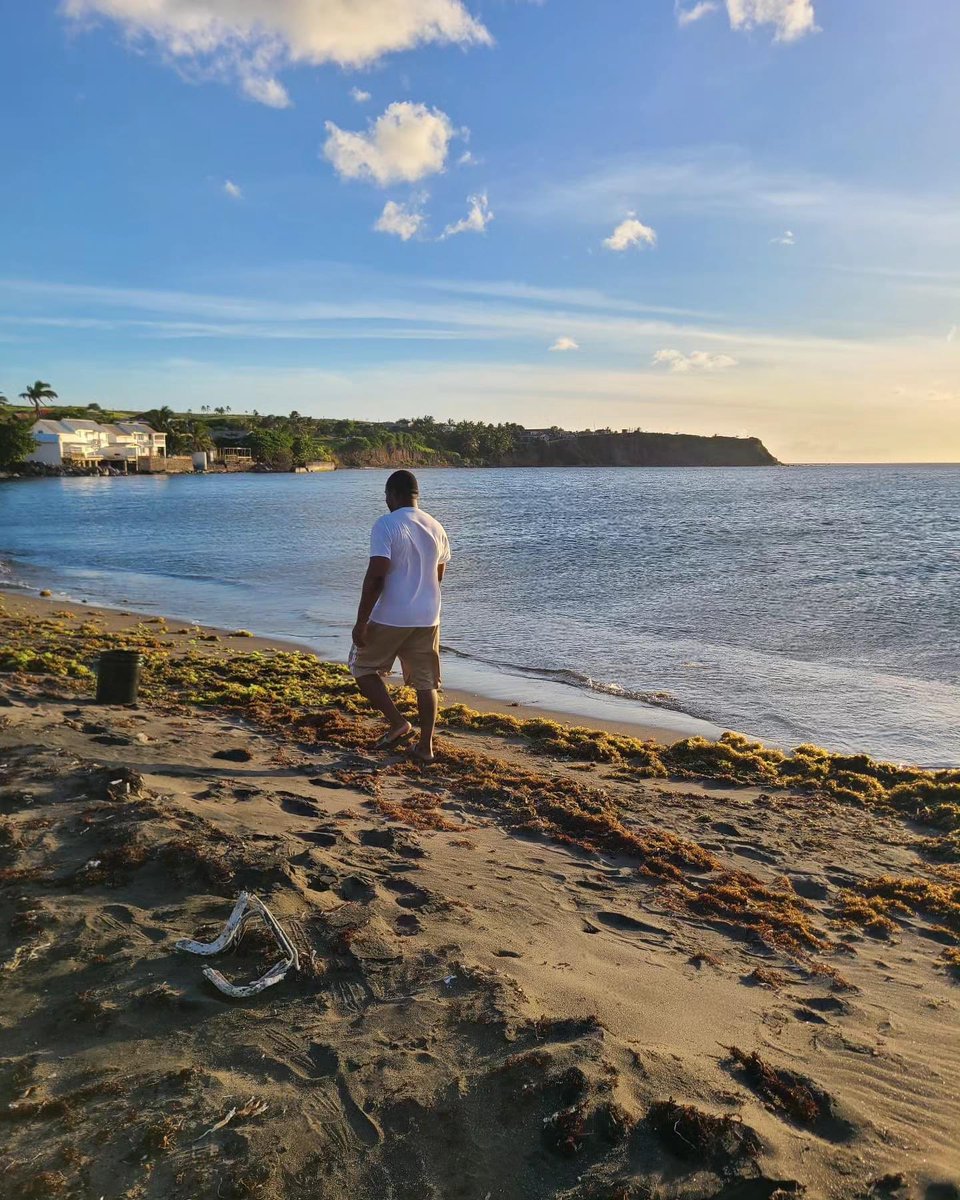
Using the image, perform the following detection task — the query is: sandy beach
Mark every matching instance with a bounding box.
[1,591,959,1200]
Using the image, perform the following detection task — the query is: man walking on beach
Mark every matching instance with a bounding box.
[350,470,451,763]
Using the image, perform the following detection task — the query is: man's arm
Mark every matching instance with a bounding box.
[353,556,390,646]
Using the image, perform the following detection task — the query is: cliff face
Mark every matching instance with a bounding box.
[332,430,779,469]
[334,447,457,469]
[499,431,779,468]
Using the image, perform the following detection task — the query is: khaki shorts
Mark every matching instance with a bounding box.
[349,622,441,691]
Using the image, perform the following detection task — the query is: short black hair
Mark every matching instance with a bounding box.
[386,469,419,499]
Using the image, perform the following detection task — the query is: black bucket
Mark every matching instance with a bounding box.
[96,649,142,705]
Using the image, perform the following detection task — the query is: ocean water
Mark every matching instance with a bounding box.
[1,466,958,768]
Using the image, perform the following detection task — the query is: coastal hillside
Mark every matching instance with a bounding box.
[4,403,780,470]
[501,430,779,468]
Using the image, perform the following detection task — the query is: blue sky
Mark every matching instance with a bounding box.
[1,0,959,461]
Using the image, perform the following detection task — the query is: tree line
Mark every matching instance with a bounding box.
[0,386,531,471]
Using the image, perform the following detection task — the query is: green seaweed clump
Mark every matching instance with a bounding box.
[663,732,786,785]
[439,703,668,774]
[0,646,93,680]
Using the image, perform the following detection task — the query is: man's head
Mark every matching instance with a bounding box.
[385,469,420,511]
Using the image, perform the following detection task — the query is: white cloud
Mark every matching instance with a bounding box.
[550,337,579,352]
[324,102,455,186]
[441,193,493,238]
[62,0,491,102]
[374,199,425,241]
[240,74,291,108]
[223,179,243,200]
[771,229,795,245]
[948,325,958,343]
[725,0,818,42]
[603,215,657,252]
[350,86,372,103]
[653,349,739,372]
[676,2,719,27]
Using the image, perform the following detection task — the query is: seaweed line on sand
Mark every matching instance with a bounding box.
[2,599,959,962]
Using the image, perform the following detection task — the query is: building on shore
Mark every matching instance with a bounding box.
[27,419,166,469]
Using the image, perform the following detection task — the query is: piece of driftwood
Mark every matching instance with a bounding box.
[176,892,299,998]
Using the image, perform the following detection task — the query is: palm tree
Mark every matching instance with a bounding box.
[19,380,58,420]
[186,421,214,452]
[139,406,178,434]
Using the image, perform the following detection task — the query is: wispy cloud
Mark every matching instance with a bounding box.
[2,273,942,367]
[771,229,795,245]
[653,348,738,372]
[549,336,579,352]
[240,75,291,109]
[223,180,243,200]
[513,148,960,245]
[350,86,372,103]
[324,102,456,186]
[675,2,719,28]
[418,279,715,320]
[441,193,493,239]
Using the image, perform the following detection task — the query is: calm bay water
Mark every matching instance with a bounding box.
[1,466,958,767]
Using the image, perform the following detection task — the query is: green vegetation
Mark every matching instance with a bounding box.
[0,417,35,470]
[0,391,780,468]
[233,413,523,468]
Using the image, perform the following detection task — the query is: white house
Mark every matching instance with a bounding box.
[27,419,166,467]
[114,422,167,457]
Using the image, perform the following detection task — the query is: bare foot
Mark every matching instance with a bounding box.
[408,745,435,765]
[374,721,413,750]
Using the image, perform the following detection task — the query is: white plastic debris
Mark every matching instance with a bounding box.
[175,892,299,999]
[193,1097,269,1143]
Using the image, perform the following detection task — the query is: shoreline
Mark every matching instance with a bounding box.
[0,587,721,745]
[2,588,959,1196]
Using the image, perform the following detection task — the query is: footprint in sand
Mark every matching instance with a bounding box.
[296,830,339,847]
[280,796,323,819]
[788,875,830,901]
[383,878,432,910]
[595,911,672,939]
[339,875,377,902]
[308,1044,382,1147]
